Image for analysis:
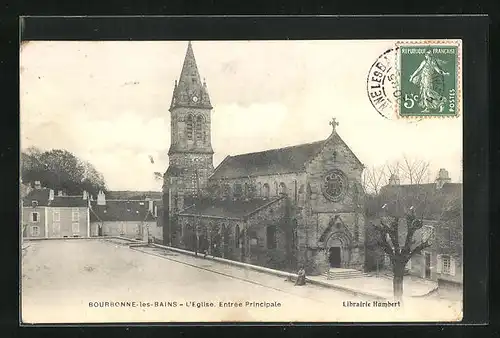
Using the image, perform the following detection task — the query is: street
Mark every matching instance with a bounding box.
[21,239,461,323]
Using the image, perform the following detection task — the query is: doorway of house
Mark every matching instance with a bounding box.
[328,247,341,268]
[424,252,431,279]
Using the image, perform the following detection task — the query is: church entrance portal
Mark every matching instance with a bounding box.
[328,247,341,268]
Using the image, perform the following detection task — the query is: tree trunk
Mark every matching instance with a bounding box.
[393,263,405,301]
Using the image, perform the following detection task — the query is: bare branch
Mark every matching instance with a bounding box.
[409,240,431,257]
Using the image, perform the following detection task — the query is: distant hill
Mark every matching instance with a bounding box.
[106,191,162,200]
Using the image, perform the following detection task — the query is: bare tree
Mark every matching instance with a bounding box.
[372,189,432,301]
[400,155,432,185]
[362,165,388,195]
[370,157,442,301]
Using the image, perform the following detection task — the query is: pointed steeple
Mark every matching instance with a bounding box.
[170,41,212,110]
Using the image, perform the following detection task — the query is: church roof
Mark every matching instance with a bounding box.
[178,197,283,220]
[170,41,212,110]
[210,141,325,180]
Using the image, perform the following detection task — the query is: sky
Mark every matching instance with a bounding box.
[20,40,463,191]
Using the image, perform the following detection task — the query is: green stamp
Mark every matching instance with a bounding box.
[398,43,460,117]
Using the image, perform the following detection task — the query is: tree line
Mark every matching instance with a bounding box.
[21,147,107,196]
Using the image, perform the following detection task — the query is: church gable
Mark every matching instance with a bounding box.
[305,121,364,213]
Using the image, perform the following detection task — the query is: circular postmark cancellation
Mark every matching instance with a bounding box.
[366,48,401,119]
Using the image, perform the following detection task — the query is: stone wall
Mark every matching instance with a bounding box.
[302,132,365,274]
[208,172,307,207]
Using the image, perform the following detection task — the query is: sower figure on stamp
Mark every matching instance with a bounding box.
[409,49,450,113]
[294,265,306,286]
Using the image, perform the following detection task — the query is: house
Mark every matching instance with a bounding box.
[89,191,162,241]
[375,169,463,285]
[22,181,91,238]
[162,42,365,275]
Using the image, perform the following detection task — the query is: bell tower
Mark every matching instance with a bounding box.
[164,41,214,206]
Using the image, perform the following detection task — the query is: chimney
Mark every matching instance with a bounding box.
[57,190,64,196]
[83,190,88,200]
[388,174,400,186]
[34,181,42,189]
[435,168,451,189]
[97,190,106,205]
[49,189,54,201]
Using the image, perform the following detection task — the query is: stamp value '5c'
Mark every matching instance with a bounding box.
[396,40,462,118]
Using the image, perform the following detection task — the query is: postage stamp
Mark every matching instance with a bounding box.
[396,40,462,118]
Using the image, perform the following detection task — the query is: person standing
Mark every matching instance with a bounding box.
[295,265,306,286]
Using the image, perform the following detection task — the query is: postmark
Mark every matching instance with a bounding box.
[396,40,462,118]
[366,48,401,119]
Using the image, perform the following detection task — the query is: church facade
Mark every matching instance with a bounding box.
[162,42,366,276]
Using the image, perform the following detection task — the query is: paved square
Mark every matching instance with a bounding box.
[21,239,461,323]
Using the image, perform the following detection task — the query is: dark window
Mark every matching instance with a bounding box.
[186,115,194,140]
[234,183,243,198]
[31,212,38,222]
[279,182,287,195]
[235,225,240,248]
[244,183,249,197]
[263,183,270,198]
[292,219,298,250]
[266,226,277,249]
[195,116,203,141]
[223,184,231,198]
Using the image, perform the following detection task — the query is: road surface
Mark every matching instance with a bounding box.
[21,239,461,323]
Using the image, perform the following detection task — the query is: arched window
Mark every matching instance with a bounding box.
[244,183,249,197]
[292,219,298,250]
[223,184,231,198]
[195,115,203,142]
[234,183,243,198]
[279,182,287,195]
[235,224,240,248]
[266,225,277,249]
[263,183,270,198]
[186,115,194,140]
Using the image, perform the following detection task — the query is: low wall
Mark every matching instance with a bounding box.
[149,243,386,301]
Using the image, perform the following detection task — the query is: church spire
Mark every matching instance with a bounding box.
[170,41,212,110]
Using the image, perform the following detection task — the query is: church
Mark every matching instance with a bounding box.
[162,42,366,276]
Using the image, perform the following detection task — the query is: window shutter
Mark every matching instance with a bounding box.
[436,255,442,273]
[450,257,456,276]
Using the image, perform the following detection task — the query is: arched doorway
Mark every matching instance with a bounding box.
[325,231,352,269]
[328,239,342,268]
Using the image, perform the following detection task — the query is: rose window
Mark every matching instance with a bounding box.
[322,170,348,201]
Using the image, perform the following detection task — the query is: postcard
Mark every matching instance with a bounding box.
[20,39,463,323]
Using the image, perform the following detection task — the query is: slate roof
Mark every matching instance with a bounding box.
[105,191,162,200]
[22,189,90,207]
[379,182,462,220]
[22,188,51,206]
[178,197,283,220]
[210,141,325,180]
[90,200,158,222]
[50,196,89,207]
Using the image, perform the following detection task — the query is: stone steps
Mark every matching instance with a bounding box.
[323,269,369,280]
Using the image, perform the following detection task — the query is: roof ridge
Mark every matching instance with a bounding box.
[229,140,325,158]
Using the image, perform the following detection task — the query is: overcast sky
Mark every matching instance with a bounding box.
[20,40,462,191]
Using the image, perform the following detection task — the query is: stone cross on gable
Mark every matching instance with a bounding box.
[329,118,339,132]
